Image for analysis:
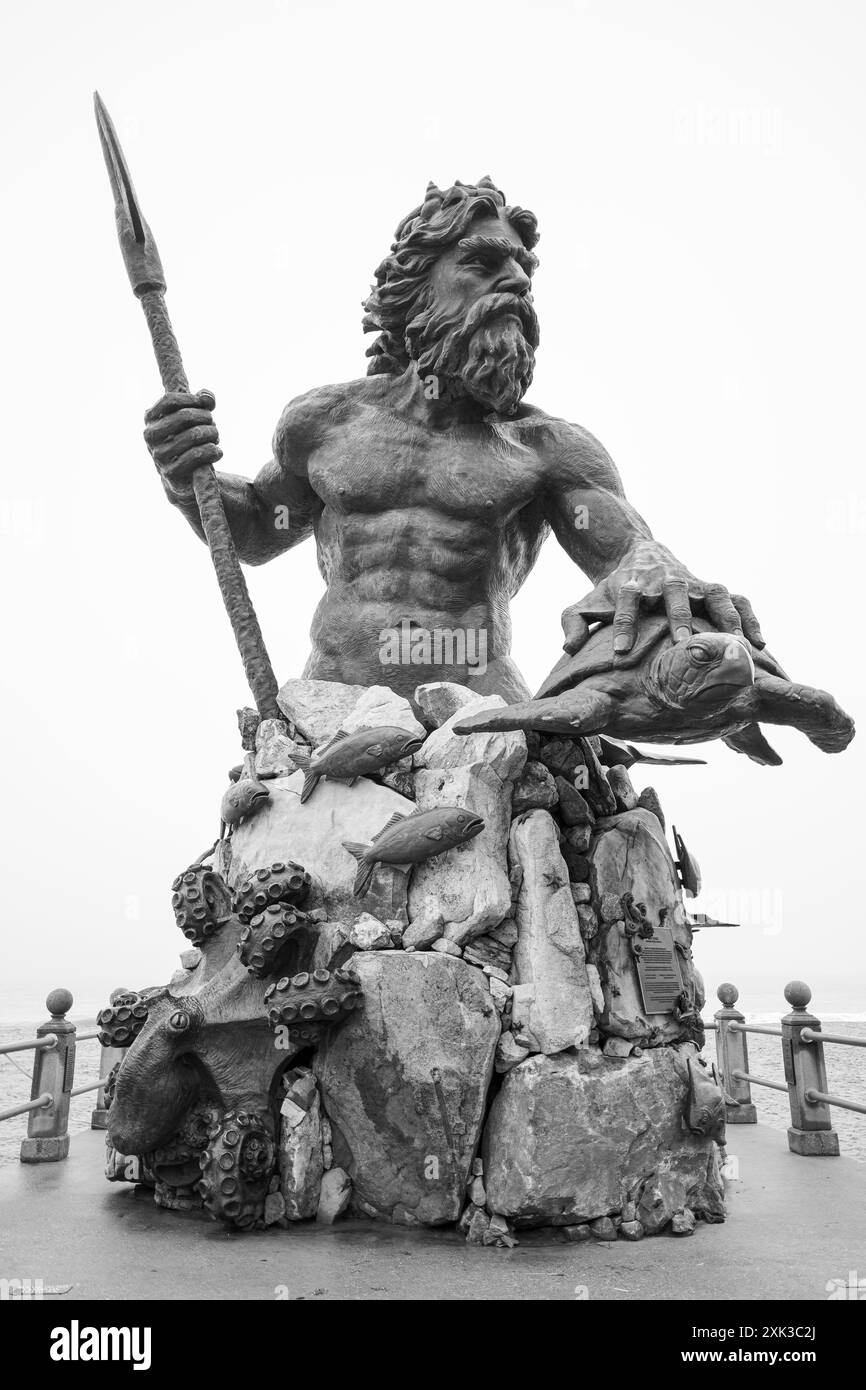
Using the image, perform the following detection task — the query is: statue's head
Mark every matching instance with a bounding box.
[363,177,540,416]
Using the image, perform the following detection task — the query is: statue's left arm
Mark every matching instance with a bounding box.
[542,421,764,655]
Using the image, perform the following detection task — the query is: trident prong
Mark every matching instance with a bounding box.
[93,92,281,722]
[93,91,165,297]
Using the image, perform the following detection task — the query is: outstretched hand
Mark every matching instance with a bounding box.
[561,540,765,656]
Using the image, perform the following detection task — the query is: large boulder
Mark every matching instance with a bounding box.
[314,952,499,1225]
[587,809,699,1045]
[483,1046,724,1228]
[276,678,364,746]
[415,694,526,782]
[414,681,480,728]
[226,772,413,925]
[340,686,426,742]
[508,811,593,1054]
[407,766,513,947]
[277,678,425,749]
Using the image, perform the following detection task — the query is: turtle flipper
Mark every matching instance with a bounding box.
[722,723,783,766]
[754,674,855,754]
[453,689,615,738]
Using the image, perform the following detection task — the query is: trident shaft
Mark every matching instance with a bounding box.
[93,93,281,722]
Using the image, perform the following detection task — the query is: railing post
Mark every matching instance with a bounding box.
[20,989,76,1163]
[782,980,840,1156]
[714,982,757,1123]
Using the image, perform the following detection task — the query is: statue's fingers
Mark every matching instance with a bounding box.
[703,584,744,636]
[663,577,693,643]
[561,605,590,655]
[152,423,220,465]
[159,443,223,483]
[731,594,765,648]
[145,408,217,447]
[613,580,642,654]
[144,388,216,424]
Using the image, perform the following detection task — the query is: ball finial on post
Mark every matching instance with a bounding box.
[46,988,73,1019]
[717,982,739,1008]
[784,980,812,1011]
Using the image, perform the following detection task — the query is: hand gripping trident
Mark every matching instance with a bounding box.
[94,93,281,722]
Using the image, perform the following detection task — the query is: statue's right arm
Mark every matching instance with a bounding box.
[143,386,325,565]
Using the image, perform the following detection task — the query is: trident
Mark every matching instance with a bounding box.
[93,93,281,722]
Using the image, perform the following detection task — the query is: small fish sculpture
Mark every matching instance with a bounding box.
[293,725,425,804]
[220,777,270,836]
[597,737,706,771]
[672,824,702,897]
[343,805,485,896]
[685,1055,727,1146]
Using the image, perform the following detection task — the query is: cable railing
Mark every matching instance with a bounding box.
[0,989,121,1161]
[711,980,864,1155]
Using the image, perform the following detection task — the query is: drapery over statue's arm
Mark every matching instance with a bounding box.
[144,388,322,564]
[543,422,765,655]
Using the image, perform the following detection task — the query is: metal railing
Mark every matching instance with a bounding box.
[712,980,864,1156]
[0,989,122,1163]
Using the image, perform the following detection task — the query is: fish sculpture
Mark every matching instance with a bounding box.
[672,825,702,898]
[219,777,270,836]
[293,725,425,804]
[685,1055,728,1146]
[597,737,705,770]
[343,805,485,896]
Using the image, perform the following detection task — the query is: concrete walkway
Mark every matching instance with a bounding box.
[1,1126,863,1300]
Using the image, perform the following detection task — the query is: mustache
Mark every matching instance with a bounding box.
[461,291,540,349]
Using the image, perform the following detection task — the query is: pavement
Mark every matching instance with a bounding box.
[1,1125,863,1300]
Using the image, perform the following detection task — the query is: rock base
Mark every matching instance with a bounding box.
[483,1046,724,1232]
[315,951,499,1225]
[106,679,726,1239]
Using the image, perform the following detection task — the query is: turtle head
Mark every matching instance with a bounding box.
[650,632,755,710]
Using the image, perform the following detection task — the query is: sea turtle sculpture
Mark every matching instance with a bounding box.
[453,618,854,765]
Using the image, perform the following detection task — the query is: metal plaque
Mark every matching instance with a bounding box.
[636,924,684,1016]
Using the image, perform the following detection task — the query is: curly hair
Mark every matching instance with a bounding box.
[362,176,539,376]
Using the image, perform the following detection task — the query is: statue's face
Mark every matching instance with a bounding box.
[427,213,536,323]
[405,211,540,415]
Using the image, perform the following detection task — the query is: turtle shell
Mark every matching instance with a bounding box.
[536,614,786,700]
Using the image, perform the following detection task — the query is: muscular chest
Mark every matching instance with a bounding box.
[308,419,543,524]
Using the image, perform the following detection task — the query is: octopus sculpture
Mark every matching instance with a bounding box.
[101,849,362,1229]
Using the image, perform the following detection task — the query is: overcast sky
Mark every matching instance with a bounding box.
[2,0,864,1020]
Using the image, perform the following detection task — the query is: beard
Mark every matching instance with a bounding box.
[405,291,539,416]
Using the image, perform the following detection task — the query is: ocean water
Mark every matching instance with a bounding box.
[2,1012,864,1170]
